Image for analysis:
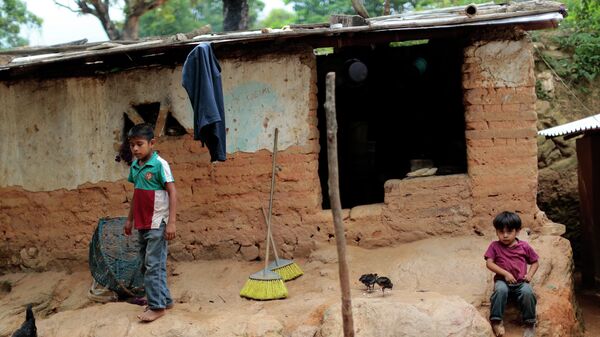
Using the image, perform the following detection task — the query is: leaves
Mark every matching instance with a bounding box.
[282,0,491,25]
[257,8,296,29]
[0,0,42,49]
[139,0,208,36]
[545,0,600,83]
[138,0,264,35]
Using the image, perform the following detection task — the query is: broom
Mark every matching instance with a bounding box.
[260,128,303,281]
[262,207,304,281]
[239,128,288,300]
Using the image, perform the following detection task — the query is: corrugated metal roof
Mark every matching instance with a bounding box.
[538,114,600,138]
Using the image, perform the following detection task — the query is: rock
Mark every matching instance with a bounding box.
[291,325,319,337]
[0,272,65,336]
[308,244,354,264]
[349,204,382,220]
[240,244,259,261]
[318,293,492,337]
[19,247,47,270]
[528,236,580,337]
[536,71,555,98]
[539,222,566,236]
[242,313,285,336]
[167,33,188,42]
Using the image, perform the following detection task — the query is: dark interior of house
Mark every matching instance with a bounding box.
[316,39,468,209]
[128,102,187,137]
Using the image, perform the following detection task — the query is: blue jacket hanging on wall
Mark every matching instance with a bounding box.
[182,43,227,162]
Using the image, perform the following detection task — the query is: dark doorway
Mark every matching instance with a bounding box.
[316,39,468,209]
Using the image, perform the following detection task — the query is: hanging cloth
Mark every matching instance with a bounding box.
[182,43,227,162]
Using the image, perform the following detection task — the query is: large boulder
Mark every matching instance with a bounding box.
[318,293,492,337]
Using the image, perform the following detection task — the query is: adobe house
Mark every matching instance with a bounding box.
[2,2,585,336]
[0,2,565,269]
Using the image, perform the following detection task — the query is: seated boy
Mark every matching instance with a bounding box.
[484,211,539,337]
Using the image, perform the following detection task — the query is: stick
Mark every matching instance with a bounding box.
[262,128,278,273]
[262,206,281,263]
[324,72,355,337]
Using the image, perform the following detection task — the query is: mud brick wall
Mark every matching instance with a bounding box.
[0,47,323,270]
[0,34,544,270]
[462,36,540,234]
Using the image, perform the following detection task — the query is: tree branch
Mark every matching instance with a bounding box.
[127,0,168,17]
[351,0,369,18]
[70,0,120,40]
[53,1,87,13]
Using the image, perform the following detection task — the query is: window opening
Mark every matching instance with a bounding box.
[165,113,187,136]
[116,113,135,165]
[133,102,161,126]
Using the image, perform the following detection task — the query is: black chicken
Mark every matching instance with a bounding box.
[359,273,378,292]
[12,304,37,337]
[376,276,393,296]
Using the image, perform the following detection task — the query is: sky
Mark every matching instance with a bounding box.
[22,0,291,47]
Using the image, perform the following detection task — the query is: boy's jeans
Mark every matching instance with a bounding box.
[138,222,173,310]
[490,280,537,324]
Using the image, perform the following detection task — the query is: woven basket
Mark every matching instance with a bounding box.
[89,217,144,298]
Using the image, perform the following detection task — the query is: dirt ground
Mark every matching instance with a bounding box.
[577,289,600,337]
[0,236,589,336]
[1,237,494,336]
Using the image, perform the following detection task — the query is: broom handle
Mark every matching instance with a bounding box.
[262,206,281,263]
[264,128,278,271]
[263,208,272,273]
[267,128,279,262]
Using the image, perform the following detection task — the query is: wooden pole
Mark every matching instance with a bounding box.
[324,72,355,337]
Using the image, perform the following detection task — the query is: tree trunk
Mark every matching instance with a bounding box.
[324,72,355,337]
[122,15,140,40]
[223,0,249,31]
[71,0,167,40]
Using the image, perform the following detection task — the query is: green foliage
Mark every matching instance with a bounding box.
[282,0,419,23]
[258,8,297,29]
[414,0,491,10]
[550,0,600,83]
[139,0,264,36]
[282,0,349,24]
[140,0,206,37]
[555,32,600,82]
[248,0,266,29]
[283,0,493,25]
[389,39,428,47]
[0,0,42,49]
[562,0,600,31]
[313,47,333,55]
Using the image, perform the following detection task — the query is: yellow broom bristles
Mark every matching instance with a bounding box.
[239,278,288,300]
[271,262,303,281]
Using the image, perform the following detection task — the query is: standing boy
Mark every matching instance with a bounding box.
[485,211,539,337]
[123,124,177,322]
